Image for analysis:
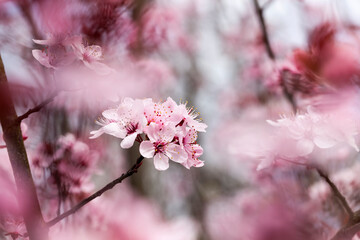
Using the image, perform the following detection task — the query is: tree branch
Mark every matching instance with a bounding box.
[15,94,56,124]
[316,168,354,219]
[331,220,360,240]
[253,0,275,60]
[46,155,144,227]
[0,55,48,239]
[253,0,297,112]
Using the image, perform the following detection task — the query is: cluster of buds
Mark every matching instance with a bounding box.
[90,97,206,170]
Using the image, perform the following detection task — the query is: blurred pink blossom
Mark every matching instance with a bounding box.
[31,133,99,216]
[32,35,113,75]
[206,185,325,240]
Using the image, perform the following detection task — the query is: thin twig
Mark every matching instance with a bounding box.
[46,156,144,227]
[253,0,275,60]
[15,94,57,124]
[316,168,354,219]
[253,0,297,112]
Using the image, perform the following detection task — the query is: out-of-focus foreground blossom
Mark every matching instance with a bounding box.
[206,180,326,240]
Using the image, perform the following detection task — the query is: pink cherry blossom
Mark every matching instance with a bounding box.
[31,133,99,203]
[90,97,206,170]
[140,122,187,170]
[90,98,147,149]
[32,35,113,75]
[179,127,204,169]
[71,38,114,75]
[170,102,207,132]
[206,184,325,240]
[32,35,77,69]
[263,106,359,169]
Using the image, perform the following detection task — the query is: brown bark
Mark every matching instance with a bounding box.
[0,55,48,239]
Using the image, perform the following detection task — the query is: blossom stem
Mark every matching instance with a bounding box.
[46,155,144,227]
[316,168,354,219]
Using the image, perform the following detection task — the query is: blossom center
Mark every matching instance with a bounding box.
[125,122,138,134]
[154,142,165,153]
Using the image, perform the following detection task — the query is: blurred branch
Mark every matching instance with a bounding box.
[316,168,360,240]
[15,94,57,124]
[46,155,144,227]
[253,0,275,60]
[316,168,354,219]
[331,214,360,240]
[253,0,297,112]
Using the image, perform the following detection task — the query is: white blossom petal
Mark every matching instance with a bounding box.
[102,109,119,121]
[102,122,126,138]
[313,135,338,149]
[139,141,155,158]
[154,153,169,171]
[166,143,187,163]
[89,129,104,139]
[120,133,138,149]
[296,139,314,156]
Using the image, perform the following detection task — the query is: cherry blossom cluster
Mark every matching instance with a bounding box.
[32,35,113,75]
[32,133,99,198]
[90,97,206,170]
[256,106,360,170]
[206,184,323,240]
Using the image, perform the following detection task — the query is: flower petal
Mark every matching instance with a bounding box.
[102,122,126,138]
[120,133,138,149]
[89,129,104,139]
[256,155,274,171]
[83,61,114,75]
[139,141,155,158]
[102,109,119,121]
[144,123,159,143]
[166,143,187,163]
[154,153,169,171]
[32,50,54,69]
[313,135,338,149]
[296,139,314,156]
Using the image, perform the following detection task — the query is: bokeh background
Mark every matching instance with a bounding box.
[1,0,360,239]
